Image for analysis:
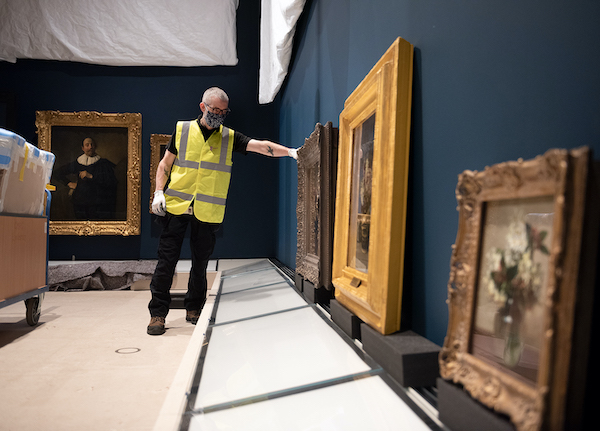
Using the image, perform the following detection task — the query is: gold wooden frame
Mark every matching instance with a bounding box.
[439,148,594,431]
[36,110,142,235]
[149,133,170,213]
[332,37,413,335]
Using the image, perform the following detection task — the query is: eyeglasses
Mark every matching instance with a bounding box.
[205,103,231,116]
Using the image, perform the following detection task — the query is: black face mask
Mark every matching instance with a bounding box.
[203,110,226,129]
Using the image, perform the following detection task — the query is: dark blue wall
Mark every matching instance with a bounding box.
[277,0,600,345]
[0,0,291,262]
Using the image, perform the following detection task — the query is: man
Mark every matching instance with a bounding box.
[54,137,118,220]
[147,87,298,335]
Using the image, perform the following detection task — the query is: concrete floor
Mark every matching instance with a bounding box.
[0,290,194,431]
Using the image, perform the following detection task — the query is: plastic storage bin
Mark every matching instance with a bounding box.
[0,128,55,215]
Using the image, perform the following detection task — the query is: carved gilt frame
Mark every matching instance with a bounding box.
[36,110,142,235]
[296,122,338,290]
[439,148,593,431]
[149,133,170,213]
[332,37,413,334]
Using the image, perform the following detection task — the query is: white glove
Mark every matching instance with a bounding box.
[152,190,166,216]
[288,148,298,160]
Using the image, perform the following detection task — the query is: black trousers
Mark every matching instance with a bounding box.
[148,213,218,317]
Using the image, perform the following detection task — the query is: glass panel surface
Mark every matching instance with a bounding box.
[189,375,432,431]
[347,113,375,273]
[195,307,371,409]
[215,282,307,324]
[221,268,287,294]
[219,259,273,277]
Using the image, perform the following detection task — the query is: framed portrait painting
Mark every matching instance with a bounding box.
[439,147,597,431]
[331,37,414,335]
[36,110,142,235]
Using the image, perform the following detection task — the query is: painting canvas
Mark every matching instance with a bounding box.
[346,113,374,273]
[472,196,554,384]
[49,126,128,221]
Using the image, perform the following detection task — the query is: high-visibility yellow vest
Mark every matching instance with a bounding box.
[164,120,234,223]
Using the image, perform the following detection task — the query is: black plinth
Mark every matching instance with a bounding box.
[303,279,316,303]
[294,273,303,293]
[360,324,440,388]
[170,291,185,309]
[330,299,362,340]
[437,378,515,431]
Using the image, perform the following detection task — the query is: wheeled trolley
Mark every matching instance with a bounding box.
[0,128,54,326]
[0,285,49,326]
[0,190,52,326]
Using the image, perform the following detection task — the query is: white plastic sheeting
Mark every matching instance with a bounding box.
[0,0,239,67]
[259,0,306,104]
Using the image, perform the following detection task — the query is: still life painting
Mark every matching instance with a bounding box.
[472,197,554,383]
[439,147,595,431]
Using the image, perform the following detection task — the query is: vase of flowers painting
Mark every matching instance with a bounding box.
[471,197,554,381]
[488,220,550,367]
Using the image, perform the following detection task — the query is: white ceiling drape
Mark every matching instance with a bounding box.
[259,0,307,104]
[0,0,239,67]
[0,0,306,103]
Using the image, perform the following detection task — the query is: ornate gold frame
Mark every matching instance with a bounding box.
[296,122,338,290]
[332,37,413,334]
[36,110,142,235]
[149,133,170,213]
[439,148,593,431]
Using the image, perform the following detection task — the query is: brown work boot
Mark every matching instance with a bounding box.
[186,310,201,325]
[147,316,166,335]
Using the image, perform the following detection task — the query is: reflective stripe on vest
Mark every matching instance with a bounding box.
[195,194,227,206]
[165,188,193,201]
[173,122,199,169]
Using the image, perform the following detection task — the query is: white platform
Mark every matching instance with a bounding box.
[155,259,444,431]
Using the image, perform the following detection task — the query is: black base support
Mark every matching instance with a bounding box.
[437,378,515,431]
[294,273,303,293]
[360,324,440,388]
[170,291,185,309]
[303,279,316,303]
[330,299,362,340]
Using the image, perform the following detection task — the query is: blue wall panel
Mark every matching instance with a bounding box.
[278,0,600,345]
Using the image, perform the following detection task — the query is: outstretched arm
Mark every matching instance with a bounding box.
[247,139,297,159]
